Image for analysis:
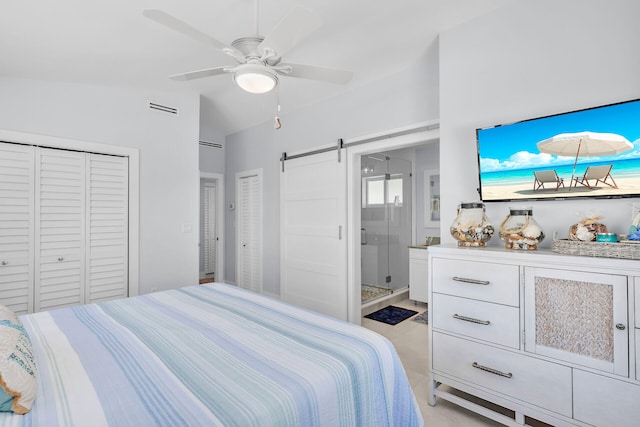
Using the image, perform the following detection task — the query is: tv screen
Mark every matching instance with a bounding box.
[476,98,640,202]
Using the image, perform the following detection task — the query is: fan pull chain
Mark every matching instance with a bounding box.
[274,88,282,129]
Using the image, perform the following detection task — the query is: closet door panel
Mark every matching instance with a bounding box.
[0,143,34,314]
[35,148,86,311]
[86,154,128,303]
[237,172,262,293]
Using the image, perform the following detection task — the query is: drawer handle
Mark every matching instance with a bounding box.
[472,362,512,378]
[1,260,7,266]
[452,276,490,285]
[58,257,64,262]
[615,323,626,331]
[453,313,491,325]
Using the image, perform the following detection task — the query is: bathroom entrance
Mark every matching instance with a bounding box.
[360,151,412,304]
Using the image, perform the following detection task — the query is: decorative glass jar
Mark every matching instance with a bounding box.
[450,202,494,247]
[499,207,544,250]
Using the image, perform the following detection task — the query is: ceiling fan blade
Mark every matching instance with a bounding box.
[258,7,323,58]
[169,66,230,81]
[143,10,243,59]
[280,63,352,85]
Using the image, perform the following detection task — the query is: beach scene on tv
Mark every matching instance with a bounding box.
[477,99,640,202]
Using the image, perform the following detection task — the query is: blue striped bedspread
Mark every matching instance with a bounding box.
[1,283,423,426]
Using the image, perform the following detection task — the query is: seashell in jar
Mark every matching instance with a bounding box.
[523,223,542,239]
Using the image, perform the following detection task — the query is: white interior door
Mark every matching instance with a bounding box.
[236,170,262,293]
[280,149,347,320]
[35,147,86,312]
[203,182,217,276]
[86,153,128,303]
[0,143,34,315]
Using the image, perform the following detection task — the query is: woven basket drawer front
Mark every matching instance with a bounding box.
[432,293,520,349]
[433,332,572,417]
[432,258,519,306]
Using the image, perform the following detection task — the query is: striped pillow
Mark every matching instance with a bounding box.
[0,306,37,414]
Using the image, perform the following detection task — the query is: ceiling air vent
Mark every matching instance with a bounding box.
[199,140,223,149]
[148,101,178,115]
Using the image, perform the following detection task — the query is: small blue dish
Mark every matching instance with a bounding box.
[596,233,618,242]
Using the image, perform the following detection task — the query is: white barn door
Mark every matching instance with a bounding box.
[236,170,262,293]
[280,149,347,320]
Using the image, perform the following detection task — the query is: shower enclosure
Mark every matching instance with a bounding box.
[360,153,412,304]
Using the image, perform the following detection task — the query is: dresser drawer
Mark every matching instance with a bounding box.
[432,258,519,306]
[574,370,640,427]
[432,293,520,349]
[432,332,572,417]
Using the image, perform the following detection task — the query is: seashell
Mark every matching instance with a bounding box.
[523,223,541,239]
[575,224,594,241]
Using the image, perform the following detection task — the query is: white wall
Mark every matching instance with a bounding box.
[199,145,225,174]
[439,0,640,247]
[224,40,440,295]
[415,142,440,242]
[0,77,201,294]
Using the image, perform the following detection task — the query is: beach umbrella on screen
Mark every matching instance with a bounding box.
[536,131,632,187]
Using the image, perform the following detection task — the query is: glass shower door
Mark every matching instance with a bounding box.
[361,154,412,303]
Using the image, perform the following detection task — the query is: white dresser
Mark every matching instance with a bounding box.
[428,245,640,427]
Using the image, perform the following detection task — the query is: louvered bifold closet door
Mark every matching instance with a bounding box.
[237,174,261,293]
[0,143,34,315]
[35,148,86,312]
[203,183,216,276]
[86,154,128,303]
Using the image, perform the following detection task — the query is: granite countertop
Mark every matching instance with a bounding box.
[408,244,431,249]
[409,237,440,249]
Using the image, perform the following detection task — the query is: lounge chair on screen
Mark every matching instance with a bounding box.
[572,164,617,189]
[533,170,565,191]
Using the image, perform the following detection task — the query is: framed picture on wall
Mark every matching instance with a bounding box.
[424,169,440,227]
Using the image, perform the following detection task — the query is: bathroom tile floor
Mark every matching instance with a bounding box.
[362,298,550,427]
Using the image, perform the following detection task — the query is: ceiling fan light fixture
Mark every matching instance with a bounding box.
[233,64,278,94]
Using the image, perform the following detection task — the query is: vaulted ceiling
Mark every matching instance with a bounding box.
[1,0,511,135]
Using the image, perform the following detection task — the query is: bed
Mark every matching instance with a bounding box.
[0,283,423,426]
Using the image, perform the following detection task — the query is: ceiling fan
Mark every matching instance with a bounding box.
[142,1,353,94]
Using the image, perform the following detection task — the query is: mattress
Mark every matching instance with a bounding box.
[1,283,423,426]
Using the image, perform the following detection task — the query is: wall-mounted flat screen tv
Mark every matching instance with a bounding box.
[476,98,640,202]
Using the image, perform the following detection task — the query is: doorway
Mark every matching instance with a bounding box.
[200,172,224,283]
[360,151,412,304]
[345,122,440,324]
